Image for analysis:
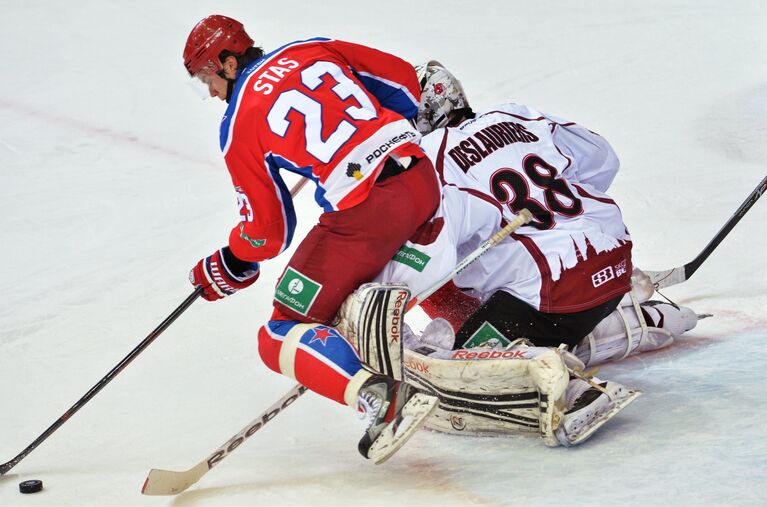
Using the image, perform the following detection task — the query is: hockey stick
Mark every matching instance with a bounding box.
[406,209,533,310]
[141,384,308,495]
[0,287,204,476]
[0,178,308,477]
[140,208,534,496]
[645,174,766,289]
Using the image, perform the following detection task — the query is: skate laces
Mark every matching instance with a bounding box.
[357,391,383,429]
[556,344,608,395]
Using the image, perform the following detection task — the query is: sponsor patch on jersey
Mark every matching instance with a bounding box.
[461,321,512,349]
[591,266,615,288]
[392,245,431,272]
[346,162,363,180]
[239,224,266,248]
[274,268,322,316]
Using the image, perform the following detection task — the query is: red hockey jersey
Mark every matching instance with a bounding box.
[219,37,423,262]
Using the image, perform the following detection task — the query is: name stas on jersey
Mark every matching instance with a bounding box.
[220,37,423,213]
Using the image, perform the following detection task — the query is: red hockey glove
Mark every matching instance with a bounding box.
[190,247,260,301]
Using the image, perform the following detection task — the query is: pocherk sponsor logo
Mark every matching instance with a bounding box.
[346,162,363,180]
[363,131,418,164]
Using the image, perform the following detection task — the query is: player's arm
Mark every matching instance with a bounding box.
[227,174,297,264]
[326,39,421,119]
[189,156,297,301]
[541,109,620,193]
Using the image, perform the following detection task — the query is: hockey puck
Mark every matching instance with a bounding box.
[19,480,43,494]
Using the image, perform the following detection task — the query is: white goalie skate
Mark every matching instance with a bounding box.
[554,378,641,447]
[356,374,438,464]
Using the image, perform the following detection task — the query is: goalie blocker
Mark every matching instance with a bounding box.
[334,283,639,446]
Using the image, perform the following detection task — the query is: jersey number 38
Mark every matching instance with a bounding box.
[490,154,583,230]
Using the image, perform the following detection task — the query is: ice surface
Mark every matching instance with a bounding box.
[1,1,765,505]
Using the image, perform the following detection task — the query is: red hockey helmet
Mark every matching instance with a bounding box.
[183,15,254,76]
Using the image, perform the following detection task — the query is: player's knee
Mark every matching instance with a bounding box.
[257,323,284,374]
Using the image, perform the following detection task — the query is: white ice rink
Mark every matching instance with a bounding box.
[1,1,766,505]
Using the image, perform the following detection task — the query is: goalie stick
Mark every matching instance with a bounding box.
[646,174,766,289]
[0,178,308,477]
[140,208,534,496]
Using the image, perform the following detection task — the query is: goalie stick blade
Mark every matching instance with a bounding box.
[141,462,209,496]
[646,175,766,290]
[645,267,689,290]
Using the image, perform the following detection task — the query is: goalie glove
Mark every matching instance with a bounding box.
[190,246,260,301]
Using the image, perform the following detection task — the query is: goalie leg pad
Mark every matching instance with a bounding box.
[574,295,698,367]
[333,283,410,380]
[402,345,569,441]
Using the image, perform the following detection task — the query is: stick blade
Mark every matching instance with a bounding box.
[644,267,688,289]
[141,462,208,496]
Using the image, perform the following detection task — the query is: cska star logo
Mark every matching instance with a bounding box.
[308,327,342,346]
[434,83,446,95]
[346,162,363,180]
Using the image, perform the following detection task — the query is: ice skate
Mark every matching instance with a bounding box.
[555,378,641,447]
[356,374,438,464]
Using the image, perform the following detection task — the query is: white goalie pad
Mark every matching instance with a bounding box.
[573,296,699,367]
[402,344,570,446]
[333,283,411,380]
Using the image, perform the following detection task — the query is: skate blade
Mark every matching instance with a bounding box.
[561,389,642,446]
[368,393,438,465]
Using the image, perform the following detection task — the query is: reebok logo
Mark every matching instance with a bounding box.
[452,349,527,360]
[206,386,307,469]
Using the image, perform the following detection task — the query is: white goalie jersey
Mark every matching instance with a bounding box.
[377,103,633,313]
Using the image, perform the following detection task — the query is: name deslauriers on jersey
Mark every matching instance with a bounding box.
[378,103,632,315]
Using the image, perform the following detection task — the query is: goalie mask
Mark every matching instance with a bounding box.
[414,60,470,135]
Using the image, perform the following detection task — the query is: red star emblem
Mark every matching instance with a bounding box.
[308,327,336,346]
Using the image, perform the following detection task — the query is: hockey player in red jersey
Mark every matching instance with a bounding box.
[182,15,440,463]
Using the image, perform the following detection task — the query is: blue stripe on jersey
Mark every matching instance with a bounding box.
[354,71,419,120]
[264,154,300,252]
[265,153,335,213]
[220,37,333,151]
